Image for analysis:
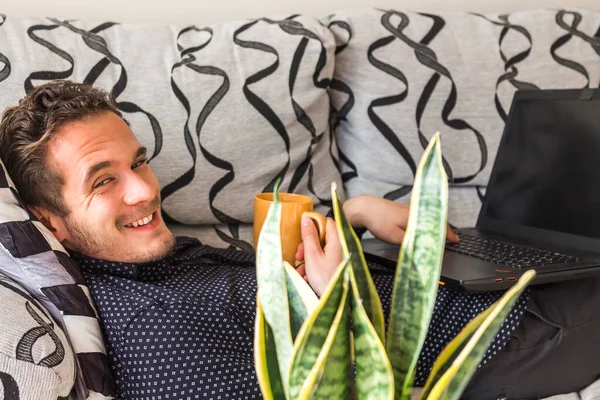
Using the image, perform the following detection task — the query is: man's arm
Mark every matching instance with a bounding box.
[342,195,459,244]
[297,196,458,295]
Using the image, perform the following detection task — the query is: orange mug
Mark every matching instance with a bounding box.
[254,192,327,266]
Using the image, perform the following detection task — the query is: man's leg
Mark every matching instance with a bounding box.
[462,276,600,400]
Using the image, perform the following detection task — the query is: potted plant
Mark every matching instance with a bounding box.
[254,133,534,400]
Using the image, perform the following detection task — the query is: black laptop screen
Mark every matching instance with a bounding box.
[482,95,600,239]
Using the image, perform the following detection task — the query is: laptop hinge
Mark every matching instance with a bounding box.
[579,88,595,101]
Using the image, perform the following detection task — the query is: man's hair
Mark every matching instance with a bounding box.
[0,80,122,217]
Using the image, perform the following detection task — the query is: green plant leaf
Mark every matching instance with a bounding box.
[283,261,319,340]
[331,183,385,342]
[386,134,449,400]
[256,179,294,396]
[299,271,353,399]
[423,269,536,400]
[418,305,489,400]
[349,267,394,400]
[254,297,287,400]
[288,256,351,399]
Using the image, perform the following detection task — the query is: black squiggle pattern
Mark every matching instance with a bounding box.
[161,26,210,225]
[189,62,235,224]
[383,185,412,201]
[24,22,74,93]
[234,17,335,202]
[233,19,291,194]
[49,19,164,162]
[287,37,316,194]
[327,20,358,183]
[16,302,65,368]
[554,10,600,88]
[0,279,67,370]
[0,372,19,400]
[551,11,591,88]
[366,30,416,177]
[381,10,488,185]
[474,13,538,122]
[0,15,11,84]
[283,17,334,206]
[167,27,253,250]
[214,225,254,253]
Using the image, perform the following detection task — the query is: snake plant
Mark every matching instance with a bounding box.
[254,133,534,400]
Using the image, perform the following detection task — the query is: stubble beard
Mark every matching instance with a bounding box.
[64,214,176,263]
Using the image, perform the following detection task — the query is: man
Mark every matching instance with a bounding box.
[0,80,597,399]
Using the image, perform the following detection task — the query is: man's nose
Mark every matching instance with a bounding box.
[122,171,155,206]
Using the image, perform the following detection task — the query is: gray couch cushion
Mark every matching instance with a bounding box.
[0,14,344,249]
[327,8,600,227]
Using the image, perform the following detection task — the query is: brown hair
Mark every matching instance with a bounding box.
[0,80,122,217]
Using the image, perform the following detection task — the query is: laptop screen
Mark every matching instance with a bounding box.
[479,90,600,243]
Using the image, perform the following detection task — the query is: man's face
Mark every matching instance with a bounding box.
[44,111,175,263]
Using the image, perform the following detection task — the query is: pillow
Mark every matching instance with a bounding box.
[0,273,75,399]
[327,8,600,227]
[0,159,115,399]
[0,14,344,249]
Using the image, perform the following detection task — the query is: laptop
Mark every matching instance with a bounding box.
[362,88,600,291]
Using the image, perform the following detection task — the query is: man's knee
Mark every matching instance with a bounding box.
[462,278,600,400]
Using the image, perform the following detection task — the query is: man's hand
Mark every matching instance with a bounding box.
[295,216,342,297]
[343,195,459,244]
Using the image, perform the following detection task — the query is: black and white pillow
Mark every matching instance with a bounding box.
[0,274,75,400]
[0,160,115,399]
[327,8,600,227]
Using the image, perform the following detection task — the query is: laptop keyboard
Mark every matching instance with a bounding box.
[445,233,581,269]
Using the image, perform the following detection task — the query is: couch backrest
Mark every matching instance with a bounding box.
[0,9,598,243]
[0,14,344,249]
[327,8,600,228]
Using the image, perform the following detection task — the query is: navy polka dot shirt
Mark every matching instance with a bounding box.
[73,237,528,399]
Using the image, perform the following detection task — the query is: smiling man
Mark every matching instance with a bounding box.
[41,112,175,263]
[0,80,597,400]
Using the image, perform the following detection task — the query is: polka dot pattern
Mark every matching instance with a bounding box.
[73,238,528,397]
[73,238,261,399]
[370,264,529,386]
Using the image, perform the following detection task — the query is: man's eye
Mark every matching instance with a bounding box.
[132,159,147,169]
[93,178,112,189]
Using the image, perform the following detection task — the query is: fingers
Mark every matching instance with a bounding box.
[323,218,341,251]
[296,242,305,263]
[300,216,323,261]
[300,216,343,296]
[295,264,306,278]
[446,224,459,242]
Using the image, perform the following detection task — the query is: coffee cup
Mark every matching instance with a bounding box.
[254,192,326,266]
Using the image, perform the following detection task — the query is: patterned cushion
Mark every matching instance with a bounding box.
[327,8,600,227]
[0,274,75,399]
[0,160,115,399]
[0,14,344,249]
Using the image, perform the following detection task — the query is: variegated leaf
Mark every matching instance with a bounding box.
[424,270,535,400]
[386,134,448,400]
[332,183,385,341]
[349,267,394,400]
[289,257,350,399]
[256,179,293,396]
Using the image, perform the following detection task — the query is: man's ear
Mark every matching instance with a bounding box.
[27,205,69,242]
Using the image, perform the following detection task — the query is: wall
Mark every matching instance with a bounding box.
[0,0,598,25]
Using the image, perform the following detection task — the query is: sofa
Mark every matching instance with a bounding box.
[0,7,598,399]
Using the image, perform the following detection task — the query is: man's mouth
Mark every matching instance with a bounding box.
[125,212,154,228]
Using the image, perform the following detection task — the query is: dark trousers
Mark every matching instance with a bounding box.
[462,276,600,400]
